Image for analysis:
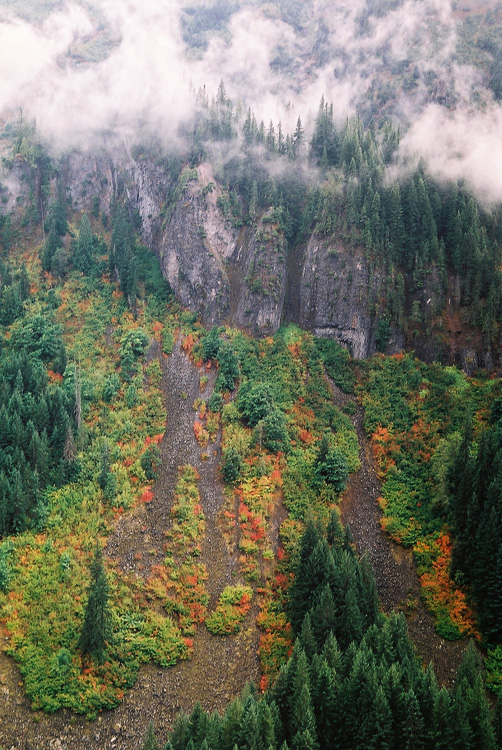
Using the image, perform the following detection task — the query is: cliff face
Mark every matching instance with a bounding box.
[285,235,405,359]
[154,162,287,335]
[63,152,488,364]
[2,147,497,367]
[152,163,401,356]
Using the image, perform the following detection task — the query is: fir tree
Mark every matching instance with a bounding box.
[142,721,160,750]
[78,544,112,663]
[75,213,93,273]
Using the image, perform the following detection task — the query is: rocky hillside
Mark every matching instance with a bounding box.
[1,113,502,373]
[65,151,401,355]
[63,150,499,371]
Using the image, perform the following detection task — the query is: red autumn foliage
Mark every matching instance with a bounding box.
[288,342,302,359]
[140,489,154,503]
[193,420,209,445]
[47,370,63,383]
[299,429,315,445]
[144,433,164,448]
[418,533,478,636]
[182,333,195,353]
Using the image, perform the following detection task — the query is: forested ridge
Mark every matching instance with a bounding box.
[200,90,502,352]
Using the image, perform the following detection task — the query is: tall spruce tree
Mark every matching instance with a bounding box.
[78,544,112,663]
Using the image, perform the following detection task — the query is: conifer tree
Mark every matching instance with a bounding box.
[299,613,317,660]
[75,213,93,273]
[188,702,209,748]
[221,697,244,750]
[493,695,502,750]
[142,721,160,750]
[78,544,112,663]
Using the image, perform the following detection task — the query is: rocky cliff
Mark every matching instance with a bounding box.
[1,147,498,368]
[127,157,396,356]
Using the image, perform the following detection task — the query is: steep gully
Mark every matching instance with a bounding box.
[332,382,467,685]
[0,342,260,750]
[0,348,466,749]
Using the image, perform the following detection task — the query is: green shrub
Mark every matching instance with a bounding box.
[216,342,240,392]
[255,408,290,453]
[202,326,221,361]
[237,380,275,426]
[208,391,223,413]
[315,447,349,492]
[221,446,243,483]
[141,445,161,481]
[205,585,253,635]
[120,329,149,380]
[162,329,174,356]
[222,402,240,425]
[103,373,120,402]
[315,337,355,393]
[0,555,10,592]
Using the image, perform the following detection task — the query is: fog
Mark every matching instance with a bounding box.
[0,0,501,202]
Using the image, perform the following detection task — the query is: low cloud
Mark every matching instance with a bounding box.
[0,0,501,202]
[0,4,93,114]
[400,103,502,205]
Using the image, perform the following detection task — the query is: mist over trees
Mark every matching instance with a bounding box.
[1,0,502,204]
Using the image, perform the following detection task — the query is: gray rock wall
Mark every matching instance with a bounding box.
[19,147,491,367]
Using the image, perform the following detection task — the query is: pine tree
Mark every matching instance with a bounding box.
[78,544,112,663]
[240,699,260,750]
[288,535,332,633]
[299,613,317,660]
[142,721,160,750]
[493,695,502,750]
[170,713,191,750]
[75,213,93,273]
[257,701,275,750]
[292,117,304,158]
[220,698,244,750]
[466,674,497,750]
[310,657,338,747]
[338,582,364,648]
[322,632,342,673]
[399,689,425,750]
[366,685,393,750]
[266,122,276,153]
[311,584,337,649]
[431,687,454,750]
[188,702,209,747]
[206,712,222,750]
[326,508,344,549]
[451,414,474,575]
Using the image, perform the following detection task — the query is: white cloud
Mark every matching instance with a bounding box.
[0,0,500,202]
[400,103,502,204]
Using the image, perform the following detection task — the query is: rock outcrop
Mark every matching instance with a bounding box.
[1,146,497,366]
[151,162,402,355]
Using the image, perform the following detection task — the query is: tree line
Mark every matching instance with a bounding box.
[182,89,502,346]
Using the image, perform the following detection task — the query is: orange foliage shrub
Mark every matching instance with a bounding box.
[182,333,195,353]
[417,533,478,637]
